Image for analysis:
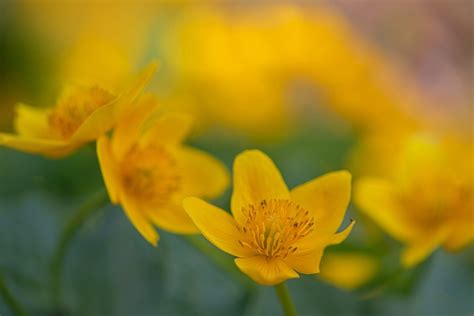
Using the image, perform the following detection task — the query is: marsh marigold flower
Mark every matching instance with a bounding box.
[183,150,355,285]
[355,134,473,267]
[0,62,158,158]
[97,94,229,246]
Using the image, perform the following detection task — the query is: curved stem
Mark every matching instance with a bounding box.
[274,283,298,316]
[50,189,109,310]
[0,271,26,316]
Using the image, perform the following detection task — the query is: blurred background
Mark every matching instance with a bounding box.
[0,1,473,315]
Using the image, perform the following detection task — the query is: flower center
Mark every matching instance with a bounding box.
[238,199,314,258]
[120,145,180,205]
[48,85,115,139]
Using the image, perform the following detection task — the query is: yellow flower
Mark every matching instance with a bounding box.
[355,134,473,267]
[319,252,378,290]
[183,150,354,285]
[97,94,229,246]
[0,62,158,158]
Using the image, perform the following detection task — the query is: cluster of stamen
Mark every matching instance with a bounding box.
[120,145,180,205]
[48,85,115,138]
[237,199,314,258]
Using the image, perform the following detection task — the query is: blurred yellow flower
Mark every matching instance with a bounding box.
[184,150,354,285]
[157,5,424,138]
[355,133,473,267]
[0,62,158,158]
[97,95,229,246]
[319,252,378,290]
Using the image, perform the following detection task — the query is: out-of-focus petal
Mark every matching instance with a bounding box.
[319,252,378,290]
[14,103,52,138]
[176,146,229,198]
[71,61,158,143]
[146,198,199,234]
[355,177,420,242]
[0,133,74,158]
[139,112,192,147]
[112,93,159,159]
[401,228,448,267]
[121,193,159,246]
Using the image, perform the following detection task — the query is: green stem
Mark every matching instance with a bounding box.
[50,189,109,310]
[274,283,297,316]
[182,235,255,291]
[0,271,26,316]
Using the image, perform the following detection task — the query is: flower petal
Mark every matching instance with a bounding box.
[355,177,421,242]
[121,194,159,246]
[294,220,355,254]
[14,103,52,138]
[112,93,159,159]
[0,133,75,158]
[284,248,324,275]
[235,256,299,286]
[443,205,474,252]
[71,61,158,143]
[183,197,253,257]
[443,225,474,252]
[140,112,192,147]
[285,221,355,276]
[401,227,448,267]
[146,198,199,234]
[329,219,356,245]
[319,252,378,290]
[69,97,119,143]
[290,170,351,235]
[114,61,159,117]
[176,146,229,198]
[97,136,121,204]
[231,150,289,223]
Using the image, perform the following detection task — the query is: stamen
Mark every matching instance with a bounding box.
[48,85,115,138]
[237,199,314,258]
[120,145,180,205]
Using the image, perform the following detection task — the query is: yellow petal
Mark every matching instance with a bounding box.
[231,150,289,223]
[284,248,324,274]
[69,97,119,143]
[139,112,192,147]
[146,198,199,234]
[121,194,159,246]
[97,136,121,204]
[183,197,254,257]
[290,170,351,235]
[176,146,229,198]
[401,227,448,267]
[319,252,378,290]
[14,103,52,138]
[0,133,75,158]
[443,225,474,252]
[329,219,356,245]
[114,61,159,117]
[71,61,159,143]
[112,93,159,159]
[294,220,355,254]
[355,177,420,242]
[443,208,474,251]
[235,256,299,286]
